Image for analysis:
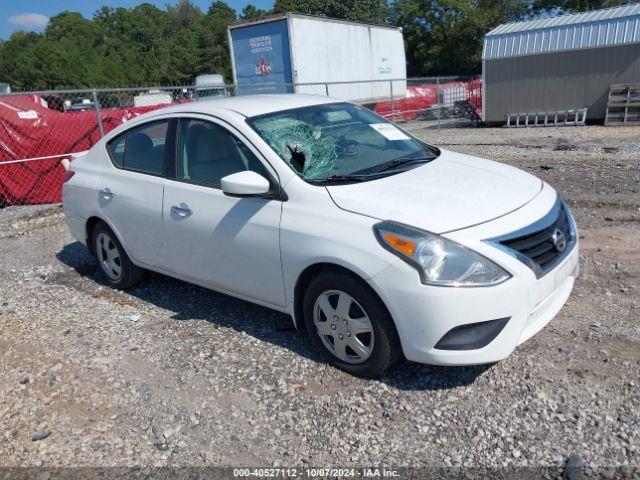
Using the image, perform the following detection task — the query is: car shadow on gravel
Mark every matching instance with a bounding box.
[57,241,493,391]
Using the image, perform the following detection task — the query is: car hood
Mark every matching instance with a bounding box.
[326,149,543,234]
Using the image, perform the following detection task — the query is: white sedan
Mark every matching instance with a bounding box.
[62,94,578,377]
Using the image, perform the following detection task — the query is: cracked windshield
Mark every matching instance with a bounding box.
[248,103,439,182]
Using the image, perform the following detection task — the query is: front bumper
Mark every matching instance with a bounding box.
[369,186,579,366]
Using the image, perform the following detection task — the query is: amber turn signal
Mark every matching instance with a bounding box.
[382,232,416,257]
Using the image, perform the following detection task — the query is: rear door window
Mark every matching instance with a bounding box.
[107,120,170,176]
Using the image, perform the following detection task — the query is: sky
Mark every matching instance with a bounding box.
[0,0,274,39]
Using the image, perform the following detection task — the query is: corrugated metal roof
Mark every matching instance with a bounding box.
[483,3,640,60]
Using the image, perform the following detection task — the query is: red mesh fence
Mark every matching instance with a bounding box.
[0,90,187,206]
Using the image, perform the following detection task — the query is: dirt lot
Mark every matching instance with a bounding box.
[0,125,638,473]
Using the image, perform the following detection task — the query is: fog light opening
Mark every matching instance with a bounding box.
[434,317,510,351]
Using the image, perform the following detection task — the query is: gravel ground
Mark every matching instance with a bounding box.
[0,125,638,473]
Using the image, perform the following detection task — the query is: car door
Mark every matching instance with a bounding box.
[100,118,175,267]
[161,116,285,306]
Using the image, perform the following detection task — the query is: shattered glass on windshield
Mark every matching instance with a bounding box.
[248,103,437,182]
[250,117,337,179]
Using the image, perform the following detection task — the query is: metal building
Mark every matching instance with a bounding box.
[482,4,640,124]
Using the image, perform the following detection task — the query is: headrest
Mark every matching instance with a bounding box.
[127,133,153,154]
[194,128,231,164]
[187,124,206,143]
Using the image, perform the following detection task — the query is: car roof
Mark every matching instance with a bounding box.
[163,94,339,118]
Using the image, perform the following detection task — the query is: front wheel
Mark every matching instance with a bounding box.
[303,271,401,377]
[92,222,144,289]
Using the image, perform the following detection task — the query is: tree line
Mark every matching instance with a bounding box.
[0,0,631,90]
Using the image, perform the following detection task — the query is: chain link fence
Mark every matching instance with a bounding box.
[0,76,481,208]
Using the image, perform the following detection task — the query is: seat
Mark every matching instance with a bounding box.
[126,132,160,172]
[182,124,206,179]
[189,126,245,185]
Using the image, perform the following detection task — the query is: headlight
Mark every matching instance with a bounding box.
[374,221,511,287]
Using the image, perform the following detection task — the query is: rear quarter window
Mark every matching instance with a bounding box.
[107,135,126,167]
[106,120,170,175]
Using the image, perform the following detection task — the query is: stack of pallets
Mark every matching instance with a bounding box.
[605,84,640,126]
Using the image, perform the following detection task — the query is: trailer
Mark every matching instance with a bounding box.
[227,13,407,102]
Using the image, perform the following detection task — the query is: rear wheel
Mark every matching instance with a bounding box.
[92,223,144,289]
[303,271,400,377]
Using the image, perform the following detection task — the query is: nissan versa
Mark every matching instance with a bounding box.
[62,94,579,377]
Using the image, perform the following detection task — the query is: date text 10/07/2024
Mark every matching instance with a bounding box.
[232,468,400,478]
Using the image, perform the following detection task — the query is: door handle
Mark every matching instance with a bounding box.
[99,188,113,200]
[170,204,193,217]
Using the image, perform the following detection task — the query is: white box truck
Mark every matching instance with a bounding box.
[227,13,406,102]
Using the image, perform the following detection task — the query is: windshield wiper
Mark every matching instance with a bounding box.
[371,154,435,174]
[305,174,373,184]
[306,154,434,184]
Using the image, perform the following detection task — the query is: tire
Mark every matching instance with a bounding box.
[92,222,145,289]
[303,271,401,378]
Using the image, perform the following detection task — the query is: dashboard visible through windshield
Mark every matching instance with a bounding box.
[247,102,439,183]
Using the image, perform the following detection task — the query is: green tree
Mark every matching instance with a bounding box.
[167,0,203,30]
[193,1,238,80]
[5,0,624,89]
[531,0,632,15]
[0,1,240,89]
[240,4,270,20]
[38,12,103,88]
[272,0,389,24]
[390,0,529,75]
[91,4,173,85]
[163,1,204,84]
[0,31,43,89]
[162,28,201,84]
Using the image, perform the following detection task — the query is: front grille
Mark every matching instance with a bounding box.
[488,197,576,278]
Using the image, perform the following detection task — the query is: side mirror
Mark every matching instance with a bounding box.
[221,171,271,197]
